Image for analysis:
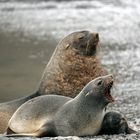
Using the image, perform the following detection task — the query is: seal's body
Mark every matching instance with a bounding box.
[6,75,114,137]
[6,95,71,135]
[0,31,107,133]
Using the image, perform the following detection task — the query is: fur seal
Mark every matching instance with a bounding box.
[6,75,114,137]
[0,30,107,133]
[39,30,107,97]
[99,111,137,135]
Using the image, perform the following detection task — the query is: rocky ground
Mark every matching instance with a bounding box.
[0,134,140,140]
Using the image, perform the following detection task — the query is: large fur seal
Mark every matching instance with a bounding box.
[6,75,114,137]
[38,30,107,97]
[0,31,107,133]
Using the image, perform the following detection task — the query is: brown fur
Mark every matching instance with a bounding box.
[39,49,107,97]
[0,105,18,133]
[0,112,10,133]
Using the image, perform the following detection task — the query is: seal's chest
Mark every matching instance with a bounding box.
[80,110,105,136]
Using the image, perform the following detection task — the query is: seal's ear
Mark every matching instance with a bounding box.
[85,90,93,97]
[85,92,90,97]
[65,44,70,50]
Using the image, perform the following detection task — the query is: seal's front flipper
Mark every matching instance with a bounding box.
[99,111,137,135]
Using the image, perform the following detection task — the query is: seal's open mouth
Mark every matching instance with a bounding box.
[105,81,114,102]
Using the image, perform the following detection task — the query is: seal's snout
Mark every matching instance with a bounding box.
[108,74,113,79]
[106,74,114,85]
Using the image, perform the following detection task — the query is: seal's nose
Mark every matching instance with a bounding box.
[110,74,114,80]
[105,74,114,85]
[109,74,113,80]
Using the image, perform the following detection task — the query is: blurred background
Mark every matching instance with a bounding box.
[0,0,140,104]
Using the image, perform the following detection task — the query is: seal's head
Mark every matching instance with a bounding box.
[81,74,114,106]
[61,30,99,56]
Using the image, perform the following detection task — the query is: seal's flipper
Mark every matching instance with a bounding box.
[5,122,57,137]
[4,131,39,137]
[5,126,45,137]
[127,127,137,134]
[36,122,57,137]
[5,129,48,137]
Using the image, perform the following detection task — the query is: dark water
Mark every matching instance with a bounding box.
[0,0,140,136]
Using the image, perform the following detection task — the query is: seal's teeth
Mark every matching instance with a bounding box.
[105,92,114,102]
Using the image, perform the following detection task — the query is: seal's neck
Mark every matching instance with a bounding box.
[74,91,106,111]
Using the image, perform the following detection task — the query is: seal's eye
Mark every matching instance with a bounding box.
[77,33,85,40]
[97,80,102,86]
[78,36,84,40]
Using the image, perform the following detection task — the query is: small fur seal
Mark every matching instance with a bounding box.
[99,111,137,135]
[6,75,114,137]
[0,31,107,133]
